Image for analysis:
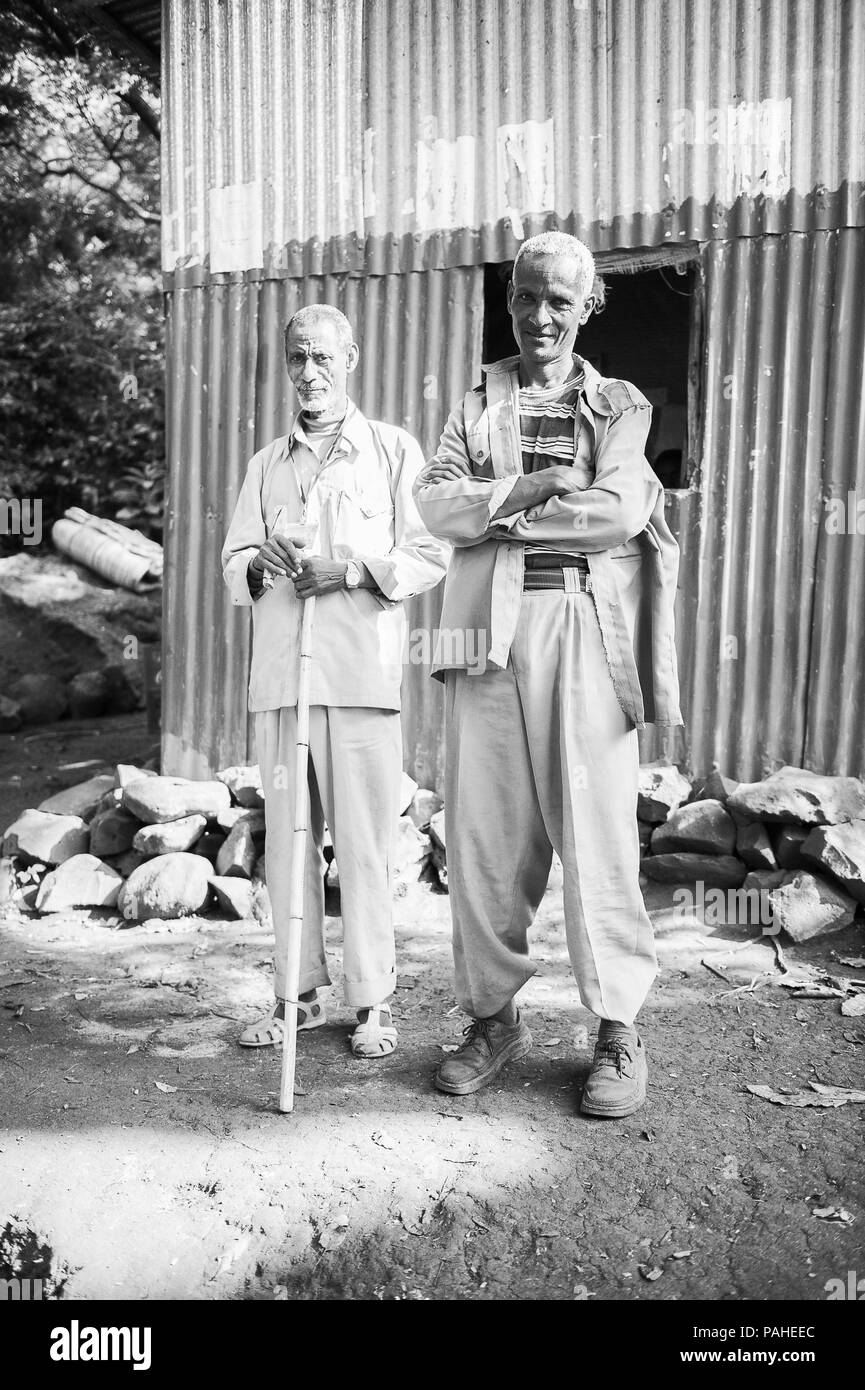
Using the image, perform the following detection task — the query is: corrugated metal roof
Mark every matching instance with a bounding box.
[162,267,483,785]
[162,0,865,283]
[679,227,865,781]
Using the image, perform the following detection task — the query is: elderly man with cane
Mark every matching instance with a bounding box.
[414,232,682,1117]
[222,304,448,1067]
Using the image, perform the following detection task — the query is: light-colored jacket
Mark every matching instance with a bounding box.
[222,403,450,711]
[413,355,683,730]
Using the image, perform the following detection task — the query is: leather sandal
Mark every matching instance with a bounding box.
[238,997,326,1048]
[350,1003,397,1059]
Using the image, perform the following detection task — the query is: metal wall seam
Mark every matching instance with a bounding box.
[162,268,483,784]
[678,228,865,782]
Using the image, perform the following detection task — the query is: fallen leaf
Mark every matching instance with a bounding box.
[126,1044,139,1055]
[371,1130,395,1150]
[672,1250,692,1259]
[841,994,865,1017]
[543,1037,563,1047]
[441,1043,460,1053]
[812,1206,854,1224]
[154,1080,178,1094]
[746,1082,865,1108]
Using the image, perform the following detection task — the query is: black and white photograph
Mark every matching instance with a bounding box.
[0,0,863,1349]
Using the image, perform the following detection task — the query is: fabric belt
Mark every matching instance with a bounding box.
[523,566,592,593]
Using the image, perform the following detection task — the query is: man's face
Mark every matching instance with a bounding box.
[507,253,591,368]
[285,319,357,420]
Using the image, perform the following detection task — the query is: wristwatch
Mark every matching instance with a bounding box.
[344,559,362,590]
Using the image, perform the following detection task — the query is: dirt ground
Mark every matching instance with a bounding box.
[2,815,864,1301]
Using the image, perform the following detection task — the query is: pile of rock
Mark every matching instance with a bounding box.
[0,668,139,732]
[0,764,445,925]
[639,762,865,941]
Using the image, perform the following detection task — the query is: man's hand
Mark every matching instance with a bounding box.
[422,457,473,483]
[491,467,579,521]
[249,535,305,582]
[292,555,349,599]
[537,464,583,497]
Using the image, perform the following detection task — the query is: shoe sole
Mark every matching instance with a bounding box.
[238,1010,327,1047]
[580,1056,648,1118]
[434,1029,533,1096]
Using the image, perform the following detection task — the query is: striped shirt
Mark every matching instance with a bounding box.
[518,370,588,563]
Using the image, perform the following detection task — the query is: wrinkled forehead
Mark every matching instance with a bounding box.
[286,323,344,356]
[512,252,590,298]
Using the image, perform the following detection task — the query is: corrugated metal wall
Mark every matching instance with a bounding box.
[161,0,865,786]
[163,0,865,283]
[680,227,865,781]
[162,268,483,783]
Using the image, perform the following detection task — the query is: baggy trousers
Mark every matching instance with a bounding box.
[444,588,657,1026]
[255,706,402,1009]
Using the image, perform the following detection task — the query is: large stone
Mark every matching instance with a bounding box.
[216,805,265,834]
[400,772,419,815]
[115,764,158,790]
[689,769,739,804]
[801,821,865,904]
[35,853,122,911]
[640,853,747,888]
[215,820,258,878]
[407,788,443,830]
[393,816,431,878]
[67,670,110,719]
[736,822,778,870]
[768,872,857,942]
[38,773,115,822]
[122,776,231,824]
[2,809,88,865]
[727,766,865,826]
[650,799,736,856]
[0,696,23,732]
[216,764,264,808]
[8,673,68,725]
[118,852,213,922]
[742,869,787,924]
[429,809,446,852]
[771,824,810,869]
[637,762,692,823]
[133,814,207,857]
[88,807,141,857]
[210,875,254,919]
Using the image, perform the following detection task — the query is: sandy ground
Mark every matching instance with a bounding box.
[1,865,864,1302]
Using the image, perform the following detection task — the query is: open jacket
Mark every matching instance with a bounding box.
[413,355,683,730]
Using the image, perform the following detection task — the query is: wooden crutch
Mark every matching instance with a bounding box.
[278,593,317,1113]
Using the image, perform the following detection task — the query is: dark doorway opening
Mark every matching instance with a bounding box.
[482,259,697,490]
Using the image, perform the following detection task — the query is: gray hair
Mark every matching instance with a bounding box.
[284,304,355,354]
[512,232,597,302]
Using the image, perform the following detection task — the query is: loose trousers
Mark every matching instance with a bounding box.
[255,705,402,1009]
[444,589,657,1025]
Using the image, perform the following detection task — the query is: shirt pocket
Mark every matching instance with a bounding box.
[334,486,394,552]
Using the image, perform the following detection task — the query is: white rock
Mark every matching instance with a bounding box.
[114,764,158,789]
[216,764,264,808]
[650,799,736,855]
[801,820,865,904]
[89,807,141,857]
[727,766,865,826]
[2,809,89,865]
[393,816,430,878]
[118,852,213,922]
[768,871,857,942]
[210,875,254,919]
[216,806,266,834]
[400,772,419,815]
[215,820,259,878]
[38,774,115,822]
[133,814,207,856]
[408,788,444,830]
[122,776,231,824]
[637,763,692,823]
[35,854,122,910]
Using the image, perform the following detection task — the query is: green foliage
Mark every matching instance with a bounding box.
[0,3,163,550]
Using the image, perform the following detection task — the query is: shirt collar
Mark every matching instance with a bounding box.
[483,353,616,418]
[287,399,372,458]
